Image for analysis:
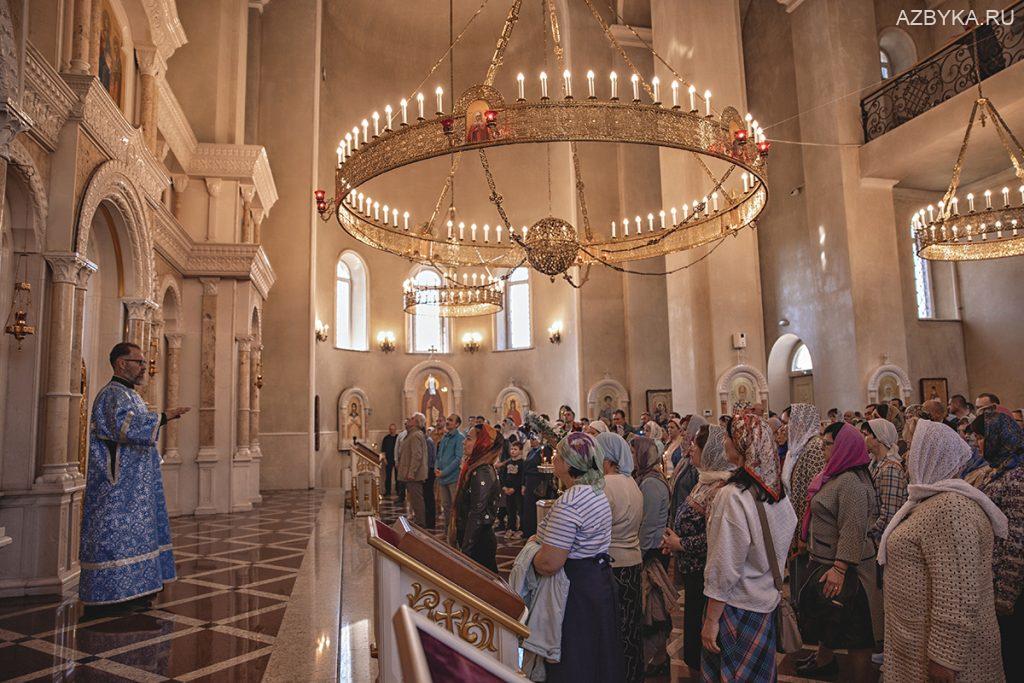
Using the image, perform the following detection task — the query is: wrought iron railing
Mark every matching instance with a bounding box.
[861,3,1024,142]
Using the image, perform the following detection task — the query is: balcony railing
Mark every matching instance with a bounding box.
[861,2,1024,142]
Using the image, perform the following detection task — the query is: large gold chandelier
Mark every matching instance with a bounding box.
[912,99,1024,262]
[314,0,771,282]
[403,270,504,318]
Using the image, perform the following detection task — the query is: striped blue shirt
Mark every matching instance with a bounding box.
[539,484,612,559]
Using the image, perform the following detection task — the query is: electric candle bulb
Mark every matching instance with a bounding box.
[435,86,444,114]
[361,119,369,143]
[631,73,640,102]
[459,221,465,240]
[471,223,477,241]
[652,76,660,104]
[704,90,712,116]
[463,274,468,284]
[623,217,630,236]
[951,197,959,215]
[516,72,525,100]
[472,273,478,286]
[382,204,389,224]
[403,211,409,230]
[671,80,679,108]
[742,173,749,192]
[447,220,453,239]
[967,193,975,212]
[352,127,360,148]
[393,208,399,226]
[610,71,618,99]
[927,205,934,222]
[540,72,548,99]
[1019,186,1024,205]
[384,105,393,130]
[688,84,696,111]
[345,132,353,155]
[586,70,595,98]
[647,213,654,231]
[373,201,380,221]
[670,207,677,225]
[659,210,666,229]
[523,225,529,239]
[400,99,408,125]
[1002,187,1010,206]
[745,113,753,125]
[497,225,503,242]
[416,92,425,119]
[682,204,689,220]
[634,216,642,234]
[563,69,572,98]
[372,111,380,136]
[712,192,719,212]
[357,192,364,212]
[483,224,490,242]
[984,189,992,209]
[611,221,617,238]
[337,146,343,165]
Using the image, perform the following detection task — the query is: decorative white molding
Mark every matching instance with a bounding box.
[155,272,183,318]
[5,138,48,249]
[609,23,652,49]
[156,76,197,166]
[866,363,913,404]
[44,252,96,285]
[0,98,32,159]
[140,0,187,60]
[586,377,630,421]
[21,45,76,151]
[190,143,278,213]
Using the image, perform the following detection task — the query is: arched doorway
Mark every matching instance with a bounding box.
[767,334,815,412]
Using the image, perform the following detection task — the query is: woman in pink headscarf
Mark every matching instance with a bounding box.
[795,422,881,677]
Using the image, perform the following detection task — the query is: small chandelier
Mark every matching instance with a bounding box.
[912,97,1024,261]
[4,256,35,349]
[403,270,503,318]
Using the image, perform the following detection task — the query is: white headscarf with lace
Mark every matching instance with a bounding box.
[781,403,819,494]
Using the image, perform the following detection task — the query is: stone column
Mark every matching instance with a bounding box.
[66,259,97,476]
[39,253,93,483]
[232,336,253,512]
[70,0,93,74]
[171,174,189,220]
[195,278,219,514]
[252,210,264,245]
[122,298,155,347]
[240,184,255,243]
[204,178,222,242]
[88,0,101,76]
[249,342,263,504]
[135,48,165,156]
[162,332,183,516]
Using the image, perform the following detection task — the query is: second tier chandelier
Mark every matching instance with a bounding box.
[315,0,771,285]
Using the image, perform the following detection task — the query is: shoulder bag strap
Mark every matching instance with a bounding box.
[754,497,784,593]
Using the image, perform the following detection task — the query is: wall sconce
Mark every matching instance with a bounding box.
[377,330,396,353]
[315,318,329,343]
[462,332,482,353]
[547,321,563,344]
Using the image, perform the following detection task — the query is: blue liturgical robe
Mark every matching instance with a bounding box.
[79,379,176,604]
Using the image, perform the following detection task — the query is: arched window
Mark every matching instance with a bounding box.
[790,343,813,374]
[408,267,449,353]
[911,224,934,319]
[335,251,368,350]
[495,267,531,350]
[880,49,893,79]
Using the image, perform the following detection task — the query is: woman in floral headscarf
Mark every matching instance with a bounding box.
[451,423,504,571]
[700,414,796,682]
[974,411,1024,679]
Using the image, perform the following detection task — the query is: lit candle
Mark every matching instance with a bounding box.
[483,224,490,242]
[652,76,660,104]
[631,73,640,102]
[382,203,389,224]
[1019,185,1024,205]
[927,205,934,222]
[671,80,679,108]
[682,204,689,220]
[497,225,503,242]
[472,273,478,286]
[357,192,364,212]
[336,145,343,165]
[459,221,465,240]
[632,215,640,234]
[447,219,453,239]
[403,211,409,230]
[587,70,595,98]
[659,210,666,229]
[372,111,380,137]
[984,189,992,209]
[1002,186,1010,207]
[345,132,353,156]
[517,72,525,100]
[688,84,696,111]
[540,71,548,99]
[610,71,618,99]
[967,192,975,212]
[384,105,393,130]
[745,113,753,127]
[523,225,529,239]
[742,172,749,192]
[352,126,360,148]
[400,99,408,125]
[361,119,369,143]
[435,86,444,114]
[416,92,425,120]
[563,69,572,98]
[471,223,477,241]
[712,192,719,212]
[373,201,380,221]
[703,89,712,116]
[623,217,630,236]
[611,220,617,238]
[670,207,677,225]
[647,213,654,231]
[951,196,959,214]
[393,208,399,225]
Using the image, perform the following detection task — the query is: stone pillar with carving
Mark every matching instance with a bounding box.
[195,278,219,514]
[204,178,222,242]
[70,0,93,74]
[171,174,189,220]
[162,332,183,516]
[252,210,264,245]
[122,298,155,347]
[66,259,97,475]
[240,184,255,243]
[231,335,253,512]
[249,342,263,504]
[136,48,165,156]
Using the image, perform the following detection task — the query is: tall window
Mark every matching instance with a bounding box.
[408,267,449,353]
[880,49,893,79]
[911,224,934,319]
[790,343,813,374]
[495,267,532,350]
[335,251,368,350]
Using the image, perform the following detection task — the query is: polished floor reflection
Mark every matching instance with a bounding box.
[0,490,323,682]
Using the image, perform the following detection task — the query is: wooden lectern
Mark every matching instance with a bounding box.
[350,440,381,517]
[366,516,529,682]
[392,604,526,682]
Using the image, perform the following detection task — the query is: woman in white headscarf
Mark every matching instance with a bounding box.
[643,420,666,456]
[878,419,1007,683]
[861,418,908,544]
[586,419,610,436]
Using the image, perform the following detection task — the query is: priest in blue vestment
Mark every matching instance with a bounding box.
[79,342,190,606]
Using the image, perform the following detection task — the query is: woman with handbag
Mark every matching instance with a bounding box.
[701,414,797,682]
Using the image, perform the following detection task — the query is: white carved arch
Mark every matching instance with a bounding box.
[250,303,262,340]
[154,273,182,330]
[716,363,770,412]
[586,377,630,421]
[76,160,155,298]
[866,363,913,403]
[402,359,463,418]
[5,139,48,250]
[338,386,371,448]
[493,382,531,420]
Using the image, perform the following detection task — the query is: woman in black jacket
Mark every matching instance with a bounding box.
[451,423,503,571]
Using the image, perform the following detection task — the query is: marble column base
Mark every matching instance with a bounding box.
[0,484,84,598]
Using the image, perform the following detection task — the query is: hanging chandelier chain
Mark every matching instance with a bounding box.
[423,153,464,236]
[939,98,983,219]
[484,0,525,86]
[406,0,492,106]
[478,149,516,231]
[985,100,1024,181]
[580,0,653,100]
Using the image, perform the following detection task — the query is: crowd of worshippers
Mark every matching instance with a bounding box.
[380,393,1022,683]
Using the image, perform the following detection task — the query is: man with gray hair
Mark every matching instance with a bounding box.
[398,413,429,524]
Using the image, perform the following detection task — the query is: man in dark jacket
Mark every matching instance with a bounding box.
[381,423,398,496]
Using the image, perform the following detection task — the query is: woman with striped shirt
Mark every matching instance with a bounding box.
[532,432,624,682]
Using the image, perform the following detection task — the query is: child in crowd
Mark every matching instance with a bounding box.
[500,439,526,538]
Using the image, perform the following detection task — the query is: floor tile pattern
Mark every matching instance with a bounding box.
[0,490,322,683]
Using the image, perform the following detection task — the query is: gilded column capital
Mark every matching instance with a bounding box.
[44,252,95,284]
